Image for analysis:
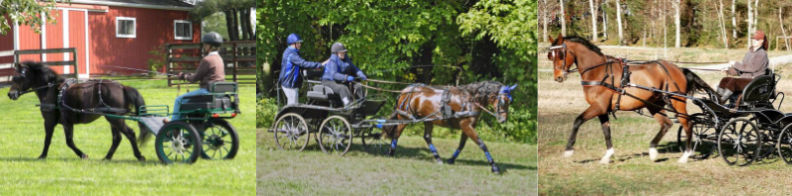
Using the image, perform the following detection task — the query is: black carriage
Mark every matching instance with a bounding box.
[675,72,792,166]
[270,77,387,155]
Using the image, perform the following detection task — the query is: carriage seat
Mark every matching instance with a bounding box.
[178,82,238,112]
[739,74,776,106]
[307,84,335,101]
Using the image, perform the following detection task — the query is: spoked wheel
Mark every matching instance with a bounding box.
[361,127,389,155]
[676,114,717,159]
[717,119,762,166]
[777,124,792,164]
[273,113,310,151]
[318,115,353,155]
[155,121,202,164]
[200,119,239,160]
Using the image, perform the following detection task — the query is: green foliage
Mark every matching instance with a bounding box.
[0,0,61,35]
[202,12,230,39]
[257,96,278,128]
[147,46,167,77]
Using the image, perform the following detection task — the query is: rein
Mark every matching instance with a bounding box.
[15,82,57,97]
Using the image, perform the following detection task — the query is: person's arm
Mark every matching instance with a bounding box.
[350,62,367,80]
[290,53,322,69]
[183,59,212,83]
[732,51,769,74]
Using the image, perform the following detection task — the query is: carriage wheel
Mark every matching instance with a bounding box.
[361,127,389,155]
[318,115,353,155]
[200,119,239,160]
[273,113,310,151]
[155,121,202,164]
[717,119,762,166]
[676,114,716,159]
[777,124,792,164]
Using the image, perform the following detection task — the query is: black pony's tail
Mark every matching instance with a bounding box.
[682,68,716,97]
[123,86,151,148]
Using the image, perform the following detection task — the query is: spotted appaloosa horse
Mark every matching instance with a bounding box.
[547,35,713,163]
[382,81,516,173]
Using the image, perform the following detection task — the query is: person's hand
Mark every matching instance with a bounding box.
[728,60,736,67]
[346,76,355,82]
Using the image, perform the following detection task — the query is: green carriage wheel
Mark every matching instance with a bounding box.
[155,121,202,164]
[200,119,239,160]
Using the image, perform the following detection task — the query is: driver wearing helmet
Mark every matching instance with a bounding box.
[171,31,226,121]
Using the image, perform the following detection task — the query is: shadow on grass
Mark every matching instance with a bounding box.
[0,156,168,166]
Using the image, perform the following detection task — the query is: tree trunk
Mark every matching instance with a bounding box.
[673,0,681,48]
[747,0,752,49]
[718,0,729,48]
[780,7,790,51]
[589,0,598,42]
[616,0,623,45]
[224,10,237,41]
[542,0,548,40]
[560,0,566,36]
[602,1,607,40]
[731,0,737,39]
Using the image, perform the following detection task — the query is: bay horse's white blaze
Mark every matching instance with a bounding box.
[563,150,574,157]
[649,147,659,160]
[599,148,615,164]
[678,150,692,163]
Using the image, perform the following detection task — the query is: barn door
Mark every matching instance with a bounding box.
[66,10,89,78]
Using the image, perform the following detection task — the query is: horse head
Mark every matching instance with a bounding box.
[8,62,58,100]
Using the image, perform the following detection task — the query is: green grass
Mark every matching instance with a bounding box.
[257,129,537,195]
[0,77,255,195]
[538,46,792,195]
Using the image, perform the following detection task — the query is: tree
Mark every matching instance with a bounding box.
[673,0,680,48]
[191,0,255,41]
[615,0,623,45]
[718,0,729,48]
[0,0,61,35]
[747,0,752,48]
[732,0,737,39]
[780,7,790,51]
[560,0,566,36]
[589,0,598,42]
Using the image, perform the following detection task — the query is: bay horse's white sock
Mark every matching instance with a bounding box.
[678,150,692,163]
[600,148,614,164]
[649,147,659,161]
[563,150,574,157]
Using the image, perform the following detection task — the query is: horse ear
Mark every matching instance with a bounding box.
[556,34,564,42]
[548,35,555,43]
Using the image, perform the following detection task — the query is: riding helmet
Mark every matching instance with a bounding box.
[331,42,347,53]
[202,32,223,47]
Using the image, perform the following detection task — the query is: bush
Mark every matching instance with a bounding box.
[257,96,278,128]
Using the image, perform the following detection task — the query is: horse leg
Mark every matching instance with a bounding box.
[104,126,122,160]
[447,133,468,164]
[461,120,500,174]
[120,124,145,161]
[63,123,87,159]
[38,118,57,159]
[648,110,673,161]
[565,106,603,157]
[422,122,443,164]
[670,100,693,163]
[388,124,406,157]
[598,115,615,164]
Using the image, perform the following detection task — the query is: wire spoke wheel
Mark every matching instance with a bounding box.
[273,113,310,151]
[718,119,762,166]
[318,115,353,155]
[777,124,792,164]
[676,114,717,159]
[361,127,389,155]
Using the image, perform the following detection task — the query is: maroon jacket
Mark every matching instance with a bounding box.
[185,52,225,89]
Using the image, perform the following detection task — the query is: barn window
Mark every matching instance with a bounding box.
[174,20,193,40]
[116,17,136,38]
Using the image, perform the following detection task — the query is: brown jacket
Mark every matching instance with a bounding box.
[185,52,225,89]
[727,48,769,78]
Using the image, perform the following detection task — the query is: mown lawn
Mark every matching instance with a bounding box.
[257,128,537,195]
[537,45,792,195]
[0,76,255,195]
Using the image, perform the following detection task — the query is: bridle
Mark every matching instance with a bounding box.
[10,67,56,98]
[548,43,577,78]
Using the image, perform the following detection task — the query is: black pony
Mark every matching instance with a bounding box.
[7,62,150,161]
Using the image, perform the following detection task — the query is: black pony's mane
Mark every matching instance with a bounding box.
[458,81,504,103]
[21,61,63,83]
[553,36,604,56]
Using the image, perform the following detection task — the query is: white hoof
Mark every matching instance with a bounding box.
[678,150,691,163]
[649,147,658,161]
[599,148,614,164]
[563,150,574,158]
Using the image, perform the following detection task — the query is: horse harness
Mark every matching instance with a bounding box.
[395,84,479,124]
[39,79,130,115]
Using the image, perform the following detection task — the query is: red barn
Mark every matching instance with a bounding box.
[0,0,200,79]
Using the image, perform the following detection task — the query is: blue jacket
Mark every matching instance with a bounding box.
[279,46,322,88]
[321,54,366,82]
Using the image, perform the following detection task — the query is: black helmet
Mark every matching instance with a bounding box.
[331,42,347,53]
[202,32,223,47]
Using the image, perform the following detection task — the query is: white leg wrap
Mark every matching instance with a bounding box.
[649,147,659,161]
[599,148,615,164]
[563,150,574,158]
[678,150,692,163]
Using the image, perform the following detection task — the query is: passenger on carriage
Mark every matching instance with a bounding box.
[279,33,326,105]
[171,32,226,121]
[716,30,770,103]
[321,42,367,106]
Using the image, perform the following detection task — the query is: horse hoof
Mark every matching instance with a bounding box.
[81,154,89,159]
[138,157,146,161]
[649,148,659,161]
[600,148,614,164]
[446,159,456,165]
[491,166,502,174]
[563,150,574,158]
[678,151,691,163]
[37,156,47,160]
[599,158,610,164]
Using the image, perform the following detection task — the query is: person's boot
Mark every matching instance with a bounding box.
[716,88,732,104]
[342,97,350,107]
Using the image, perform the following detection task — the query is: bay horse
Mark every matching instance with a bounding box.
[382,81,517,174]
[546,35,713,163]
[7,62,150,161]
